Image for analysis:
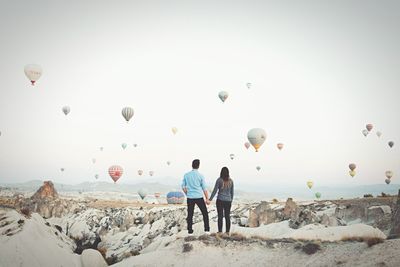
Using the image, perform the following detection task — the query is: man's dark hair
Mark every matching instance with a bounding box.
[192,159,200,169]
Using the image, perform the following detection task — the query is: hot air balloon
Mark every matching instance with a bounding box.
[230,154,235,160]
[167,161,171,166]
[362,130,368,137]
[366,124,373,132]
[388,141,394,148]
[349,170,356,177]
[100,147,104,151]
[149,171,154,176]
[277,143,284,150]
[154,192,161,198]
[24,64,42,85]
[256,166,261,171]
[385,178,391,185]
[315,192,321,199]
[349,163,356,171]
[171,127,178,135]
[246,82,252,89]
[108,165,123,183]
[121,143,127,150]
[244,142,250,149]
[60,168,65,172]
[95,174,99,179]
[138,189,147,200]
[62,106,70,116]
[218,91,229,103]
[307,181,313,189]
[138,170,143,176]
[133,143,138,148]
[247,128,267,152]
[167,191,185,204]
[121,107,134,122]
[376,131,382,138]
[385,171,393,179]
[92,158,96,164]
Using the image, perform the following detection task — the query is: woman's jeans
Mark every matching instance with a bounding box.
[216,199,232,233]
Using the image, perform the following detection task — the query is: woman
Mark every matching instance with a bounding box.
[209,167,234,234]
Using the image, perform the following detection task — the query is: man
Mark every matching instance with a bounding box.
[182,159,210,234]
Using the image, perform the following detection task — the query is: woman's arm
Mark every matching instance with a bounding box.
[230,180,234,200]
[209,179,219,201]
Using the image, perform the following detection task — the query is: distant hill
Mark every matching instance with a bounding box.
[0,180,178,194]
[1,180,399,200]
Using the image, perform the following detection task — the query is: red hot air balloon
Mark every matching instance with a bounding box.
[108,165,123,183]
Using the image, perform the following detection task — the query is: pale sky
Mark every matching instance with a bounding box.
[0,0,399,188]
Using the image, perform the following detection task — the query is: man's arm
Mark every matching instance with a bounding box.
[200,175,210,204]
[204,190,209,204]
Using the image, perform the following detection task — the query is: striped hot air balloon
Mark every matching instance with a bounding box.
[121,107,134,122]
[24,64,42,85]
[108,165,123,183]
[167,191,185,204]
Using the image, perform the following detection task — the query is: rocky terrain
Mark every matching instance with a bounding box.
[0,181,399,266]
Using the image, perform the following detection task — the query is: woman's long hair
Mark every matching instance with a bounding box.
[220,167,232,189]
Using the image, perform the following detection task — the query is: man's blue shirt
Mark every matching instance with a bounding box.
[181,169,206,199]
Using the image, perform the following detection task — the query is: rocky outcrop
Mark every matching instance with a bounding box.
[289,208,319,229]
[15,181,84,218]
[334,198,395,233]
[335,203,366,222]
[283,198,300,220]
[248,202,281,227]
[31,181,58,199]
[389,190,400,239]
[321,214,339,227]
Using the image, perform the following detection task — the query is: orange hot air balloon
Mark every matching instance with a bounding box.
[108,165,123,183]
